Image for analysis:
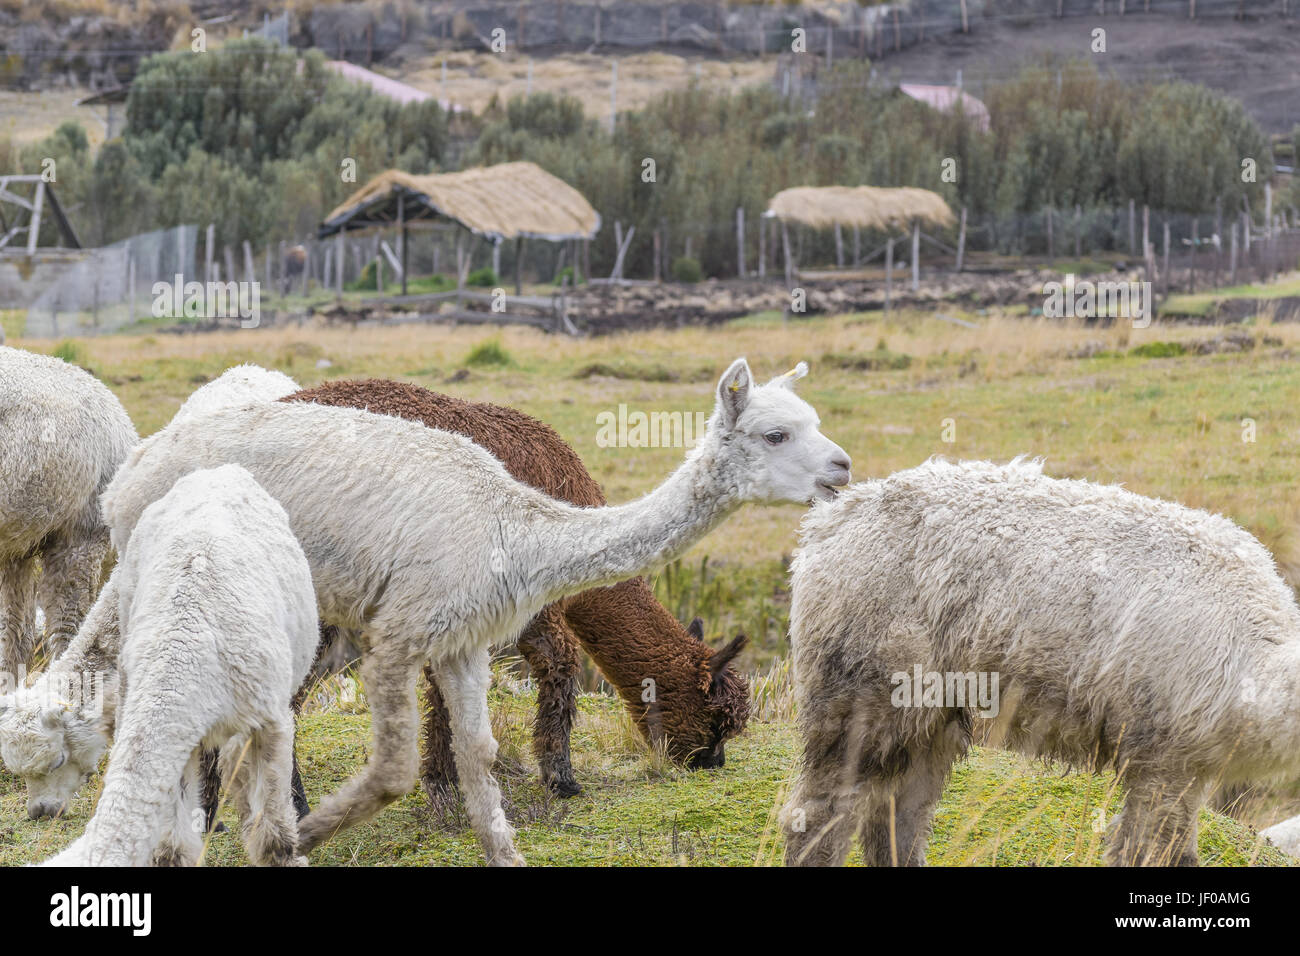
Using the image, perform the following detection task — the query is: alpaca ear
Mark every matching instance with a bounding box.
[708,633,748,683]
[40,706,66,730]
[767,361,808,390]
[715,358,752,429]
[686,617,704,640]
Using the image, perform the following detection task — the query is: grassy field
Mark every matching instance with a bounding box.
[3,304,1300,865]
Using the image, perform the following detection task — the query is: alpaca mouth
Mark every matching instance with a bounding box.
[814,481,841,502]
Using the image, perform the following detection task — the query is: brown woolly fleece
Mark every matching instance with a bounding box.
[283,380,751,800]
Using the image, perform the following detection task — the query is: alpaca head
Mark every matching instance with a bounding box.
[707,358,850,505]
[674,621,751,769]
[0,699,108,819]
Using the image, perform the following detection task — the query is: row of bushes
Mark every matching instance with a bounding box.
[6,40,1282,281]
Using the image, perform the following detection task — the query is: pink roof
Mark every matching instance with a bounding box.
[899,84,989,132]
[325,60,464,113]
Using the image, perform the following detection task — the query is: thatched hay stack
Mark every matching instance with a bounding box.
[320,162,600,241]
[766,185,954,231]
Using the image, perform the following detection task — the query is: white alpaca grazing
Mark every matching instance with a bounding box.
[0,364,300,819]
[101,358,850,865]
[782,457,1300,867]
[0,346,136,676]
[41,465,317,867]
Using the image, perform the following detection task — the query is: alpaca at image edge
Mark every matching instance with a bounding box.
[0,346,136,677]
[782,457,1300,867]
[101,358,851,865]
[286,380,751,802]
[42,465,316,867]
[0,364,302,821]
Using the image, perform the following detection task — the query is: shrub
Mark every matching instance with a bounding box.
[464,339,512,367]
[466,267,500,288]
[671,257,703,283]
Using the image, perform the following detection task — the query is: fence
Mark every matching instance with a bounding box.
[24,225,198,338]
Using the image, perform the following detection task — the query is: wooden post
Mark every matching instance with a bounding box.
[265,244,272,293]
[584,237,591,285]
[1074,204,1082,259]
[1162,220,1170,295]
[335,233,344,293]
[757,223,766,279]
[852,225,861,266]
[1265,182,1273,239]
[26,180,44,254]
[398,194,408,296]
[1142,205,1149,269]
[1128,199,1136,256]
[375,233,384,295]
[781,221,793,286]
[911,219,920,291]
[956,207,967,272]
[1046,206,1054,261]
[205,223,215,282]
[223,245,236,288]
[243,240,255,284]
[492,240,501,281]
[885,237,894,313]
[323,247,332,292]
[1189,218,1198,293]
[1230,221,1238,284]
[834,222,844,268]
[736,207,746,277]
[301,244,310,296]
[278,240,286,294]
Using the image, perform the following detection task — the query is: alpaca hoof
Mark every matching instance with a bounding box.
[546,776,583,799]
[210,821,228,834]
[487,850,526,867]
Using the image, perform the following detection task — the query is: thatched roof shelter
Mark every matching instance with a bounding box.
[318,162,600,242]
[766,185,955,231]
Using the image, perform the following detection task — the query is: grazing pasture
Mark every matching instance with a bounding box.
[2,304,1298,865]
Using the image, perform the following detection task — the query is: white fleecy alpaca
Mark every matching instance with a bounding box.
[0,364,300,819]
[0,346,136,676]
[1261,815,1300,858]
[101,358,851,865]
[782,457,1300,867]
[42,465,317,867]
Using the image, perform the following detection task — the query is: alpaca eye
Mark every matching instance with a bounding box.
[50,753,66,771]
[764,431,786,445]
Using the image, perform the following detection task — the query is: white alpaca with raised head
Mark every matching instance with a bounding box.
[42,464,317,867]
[101,358,850,865]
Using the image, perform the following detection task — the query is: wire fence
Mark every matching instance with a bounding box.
[18,198,1300,338]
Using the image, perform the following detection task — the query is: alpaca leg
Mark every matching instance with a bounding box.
[199,748,226,833]
[433,648,523,866]
[1108,773,1206,866]
[296,641,422,854]
[856,724,966,867]
[36,525,108,661]
[782,700,867,867]
[519,605,582,797]
[0,555,38,680]
[227,716,306,866]
[153,751,204,867]
[419,664,461,813]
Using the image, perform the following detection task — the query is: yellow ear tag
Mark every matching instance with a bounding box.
[729,379,742,392]
[781,366,800,379]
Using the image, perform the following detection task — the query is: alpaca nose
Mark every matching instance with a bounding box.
[828,450,852,482]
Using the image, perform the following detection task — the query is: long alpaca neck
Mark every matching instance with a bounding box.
[526,428,746,606]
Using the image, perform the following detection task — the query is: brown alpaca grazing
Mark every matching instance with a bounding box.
[283,380,751,800]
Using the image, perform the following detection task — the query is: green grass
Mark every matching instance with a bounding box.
[2,685,1287,866]
[9,307,1300,865]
